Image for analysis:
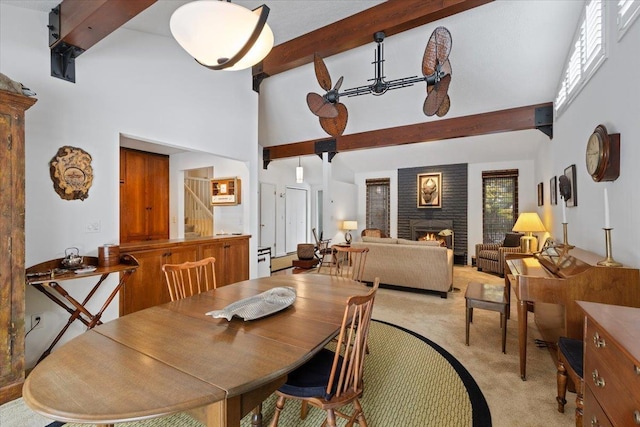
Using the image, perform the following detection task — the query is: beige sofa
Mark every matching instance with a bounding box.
[351,236,454,298]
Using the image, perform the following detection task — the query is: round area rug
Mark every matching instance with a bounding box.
[49,320,490,427]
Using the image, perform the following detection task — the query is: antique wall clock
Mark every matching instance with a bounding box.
[585,124,620,182]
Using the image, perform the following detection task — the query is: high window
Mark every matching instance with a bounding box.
[618,0,640,40]
[555,0,606,117]
[365,178,390,236]
[482,169,519,244]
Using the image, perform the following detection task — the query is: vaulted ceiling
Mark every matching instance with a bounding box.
[4,0,585,172]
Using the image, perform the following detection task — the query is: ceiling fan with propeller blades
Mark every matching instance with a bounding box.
[307,26,453,137]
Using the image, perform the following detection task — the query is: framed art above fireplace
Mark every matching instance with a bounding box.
[417,172,441,208]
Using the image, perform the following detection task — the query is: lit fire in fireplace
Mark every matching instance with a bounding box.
[419,233,437,241]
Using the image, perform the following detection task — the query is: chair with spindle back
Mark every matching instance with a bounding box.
[162,257,217,301]
[269,279,380,427]
[329,246,369,282]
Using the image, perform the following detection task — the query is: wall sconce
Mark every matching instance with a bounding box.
[296,157,304,183]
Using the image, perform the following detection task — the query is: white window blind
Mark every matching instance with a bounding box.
[554,0,606,117]
[618,0,640,40]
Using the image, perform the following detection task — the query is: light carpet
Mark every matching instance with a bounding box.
[1,321,489,427]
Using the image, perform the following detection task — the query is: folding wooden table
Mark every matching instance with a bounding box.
[26,254,139,363]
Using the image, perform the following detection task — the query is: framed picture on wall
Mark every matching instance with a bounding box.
[537,182,544,206]
[417,172,442,208]
[550,176,557,205]
[564,164,578,207]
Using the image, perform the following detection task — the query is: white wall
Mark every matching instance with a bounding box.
[541,2,640,266]
[1,4,259,368]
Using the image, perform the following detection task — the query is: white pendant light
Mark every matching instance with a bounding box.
[296,158,304,183]
[170,1,274,71]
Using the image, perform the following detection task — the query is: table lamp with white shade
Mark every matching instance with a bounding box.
[512,212,546,253]
[342,220,358,244]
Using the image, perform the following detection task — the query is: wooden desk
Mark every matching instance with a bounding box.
[23,274,370,427]
[26,254,139,363]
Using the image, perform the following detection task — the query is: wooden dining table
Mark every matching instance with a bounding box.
[23,274,370,427]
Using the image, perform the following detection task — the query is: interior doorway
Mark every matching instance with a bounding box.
[184,167,214,238]
[259,182,276,253]
[285,187,308,253]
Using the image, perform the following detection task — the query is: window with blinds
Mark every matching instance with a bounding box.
[365,178,390,236]
[482,170,519,244]
[618,0,640,40]
[555,0,606,117]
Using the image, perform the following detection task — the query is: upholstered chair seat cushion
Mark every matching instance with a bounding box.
[278,348,343,399]
[558,337,583,378]
[478,249,500,261]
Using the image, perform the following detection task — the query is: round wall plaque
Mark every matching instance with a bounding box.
[49,146,94,201]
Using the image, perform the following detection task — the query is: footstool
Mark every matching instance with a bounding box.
[465,282,508,353]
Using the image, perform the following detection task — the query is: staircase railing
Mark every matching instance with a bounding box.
[185,177,213,237]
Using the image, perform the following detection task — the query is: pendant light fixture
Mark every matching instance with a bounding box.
[296,157,304,183]
[170,1,274,71]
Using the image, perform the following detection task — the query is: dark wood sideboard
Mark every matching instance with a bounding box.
[578,301,640,427]
[120,235,250,315]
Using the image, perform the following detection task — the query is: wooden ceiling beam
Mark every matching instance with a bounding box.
[253,0,493,79]
[50,0,157,51]
[48,0,156,82]
[262,102,553,163]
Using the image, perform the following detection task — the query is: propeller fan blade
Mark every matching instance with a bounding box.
[314,53,332,92]
[423,74,451,116]
[436,95,450,117]
[333,76,344,92]
[422,26,452,76]
[320,103,348,137]
[440,59,452,77]
[307,92,338,118]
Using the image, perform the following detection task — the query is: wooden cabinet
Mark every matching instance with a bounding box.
[120,148,169,243]
[201,238,249,286]
[579,301,640,427]
[0,91,36,404]
[120,236,249,315]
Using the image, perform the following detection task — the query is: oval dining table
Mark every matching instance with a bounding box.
[23,273,371,427]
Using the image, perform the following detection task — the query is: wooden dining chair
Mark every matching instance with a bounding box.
[161,257,217,301]
[269,278,380,427]
[329,246,369,282]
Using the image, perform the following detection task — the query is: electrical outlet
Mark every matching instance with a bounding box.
[86,220,101,233]
[31,313,43,330]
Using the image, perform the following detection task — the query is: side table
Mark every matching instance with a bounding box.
[465,282,508,353]
[26,254,139,363]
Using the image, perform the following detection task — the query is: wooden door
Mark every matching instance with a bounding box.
[120,149,148,242]
[145,153,169,240]
[120,148,169,243]
[225,238,249,286]
[200,241,227,285]
[120,248,165,315]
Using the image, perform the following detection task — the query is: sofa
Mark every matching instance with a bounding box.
[474,232,523,277]
[351,236,454,298]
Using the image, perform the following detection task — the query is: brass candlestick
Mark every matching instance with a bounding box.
[597,228,622,267]
[559,222,575,249]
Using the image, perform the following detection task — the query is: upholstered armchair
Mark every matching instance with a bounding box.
[475,233,523,277]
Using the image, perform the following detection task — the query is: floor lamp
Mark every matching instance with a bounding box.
[512,212,546,253]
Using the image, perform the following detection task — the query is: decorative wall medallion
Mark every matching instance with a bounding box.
[49,146,93,201]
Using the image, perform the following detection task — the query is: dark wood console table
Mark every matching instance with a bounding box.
[26,254,139,364]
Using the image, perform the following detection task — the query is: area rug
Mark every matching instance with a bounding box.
[2,320,490,427]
